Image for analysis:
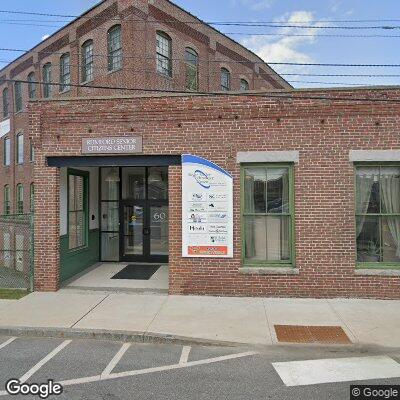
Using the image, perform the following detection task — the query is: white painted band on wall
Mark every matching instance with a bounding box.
[349,150,400,162]
[236,151,299,164]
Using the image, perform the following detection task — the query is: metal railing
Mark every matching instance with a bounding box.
[0,213,33,291]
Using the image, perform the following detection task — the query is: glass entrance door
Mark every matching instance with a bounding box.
[119,167,169,263]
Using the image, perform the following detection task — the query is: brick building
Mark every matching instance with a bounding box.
[29,87,400,299]
[0,0,289,218]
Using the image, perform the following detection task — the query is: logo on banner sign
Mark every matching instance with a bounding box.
[182,154,233,258]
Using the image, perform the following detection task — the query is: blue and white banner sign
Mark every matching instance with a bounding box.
[182,154,233,258]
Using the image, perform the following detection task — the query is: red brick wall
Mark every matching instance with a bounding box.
[0,0,289,218]
[29,88,400,298]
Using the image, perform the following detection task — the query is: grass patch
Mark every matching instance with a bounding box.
[0,289,29,300]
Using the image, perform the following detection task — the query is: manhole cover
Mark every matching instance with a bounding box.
[274,325,351,344]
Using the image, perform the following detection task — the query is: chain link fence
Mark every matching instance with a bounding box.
[0,214,34,291]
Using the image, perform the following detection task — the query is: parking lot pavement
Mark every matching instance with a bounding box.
[0,335,400,400]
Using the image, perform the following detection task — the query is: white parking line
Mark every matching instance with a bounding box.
[19,340,72,384]
[0,349,258,396]
[0,337,16,350]
[101,343,131,377]
[58,350,258,388]
[179,346,191,365]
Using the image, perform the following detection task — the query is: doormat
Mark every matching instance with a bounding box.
[274,325,352,344]
[111,264,161,280]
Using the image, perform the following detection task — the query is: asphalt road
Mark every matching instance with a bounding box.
[0,335,399,400]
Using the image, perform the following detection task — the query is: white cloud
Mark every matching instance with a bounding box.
[240,11,324,74]
[233,0,275,11]
[330,0,342,12]
[41,34,50,41]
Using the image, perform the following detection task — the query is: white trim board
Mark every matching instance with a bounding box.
[350,150,400,162]
[237,151,299,164]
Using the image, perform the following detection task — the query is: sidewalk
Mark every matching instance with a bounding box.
[0,290,399,348]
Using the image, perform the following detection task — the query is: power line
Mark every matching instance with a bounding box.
[1,21,400,38]
[1,19,400,31]
[0,9,400,25]
[0,47,399,68]
[3,78,400,104]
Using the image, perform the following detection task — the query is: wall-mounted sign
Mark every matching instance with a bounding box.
[82,136,142,154]
[182,154,233,258]
[0,119,10,139]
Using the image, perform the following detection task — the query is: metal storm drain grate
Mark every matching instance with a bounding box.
[274,325,352,344]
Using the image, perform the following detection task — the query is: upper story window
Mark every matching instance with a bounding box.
[221,68,231,91]
[30,139,35,162]
[16,184,23,214]
[16,132,23,165]
[3,137,10,166]
[356,165,400,266]
[4,185,11,215]
[2,88,9,118]
[42,63,52,98]
[60,53,71,92]
[27,72,36,99]
[14,81,23,113]
[156,31,172,77]
[185,47,198,91]
[240,79,249,91]
[81,40,94,83]
[108,25,122,72]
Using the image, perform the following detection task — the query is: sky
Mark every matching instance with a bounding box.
[0,0,399,88]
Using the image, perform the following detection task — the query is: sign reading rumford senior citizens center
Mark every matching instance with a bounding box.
[182,154,233,258]
[82,136,143,154]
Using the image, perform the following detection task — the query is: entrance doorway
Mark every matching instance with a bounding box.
[100,167,169,263]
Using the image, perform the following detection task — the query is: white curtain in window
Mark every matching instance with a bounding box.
[356,172,374,237]
[244,176,255,258]
[381,174,400,257]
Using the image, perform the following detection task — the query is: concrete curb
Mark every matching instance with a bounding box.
[1,326,400,352]
[0,326,240,347]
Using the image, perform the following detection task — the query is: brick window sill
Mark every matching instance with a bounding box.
[239,266,299,275]
[355,269,400,277]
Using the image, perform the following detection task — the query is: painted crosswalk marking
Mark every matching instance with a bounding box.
[273,355,400,387]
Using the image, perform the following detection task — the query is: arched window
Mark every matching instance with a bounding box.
[4,185,11,215]
[16,132,24,165]
[2,87,9,118]
[14,81,23,113]
[108,25,122,72]
[240,79,249,91]
[185,47,198,91]
[42,63,52,98]
[27,72,36,99]
[16,184,23,214]
[221,68,231,91]
[156,31,172,77]
[60,53,71,92]
[81,40,94,82]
